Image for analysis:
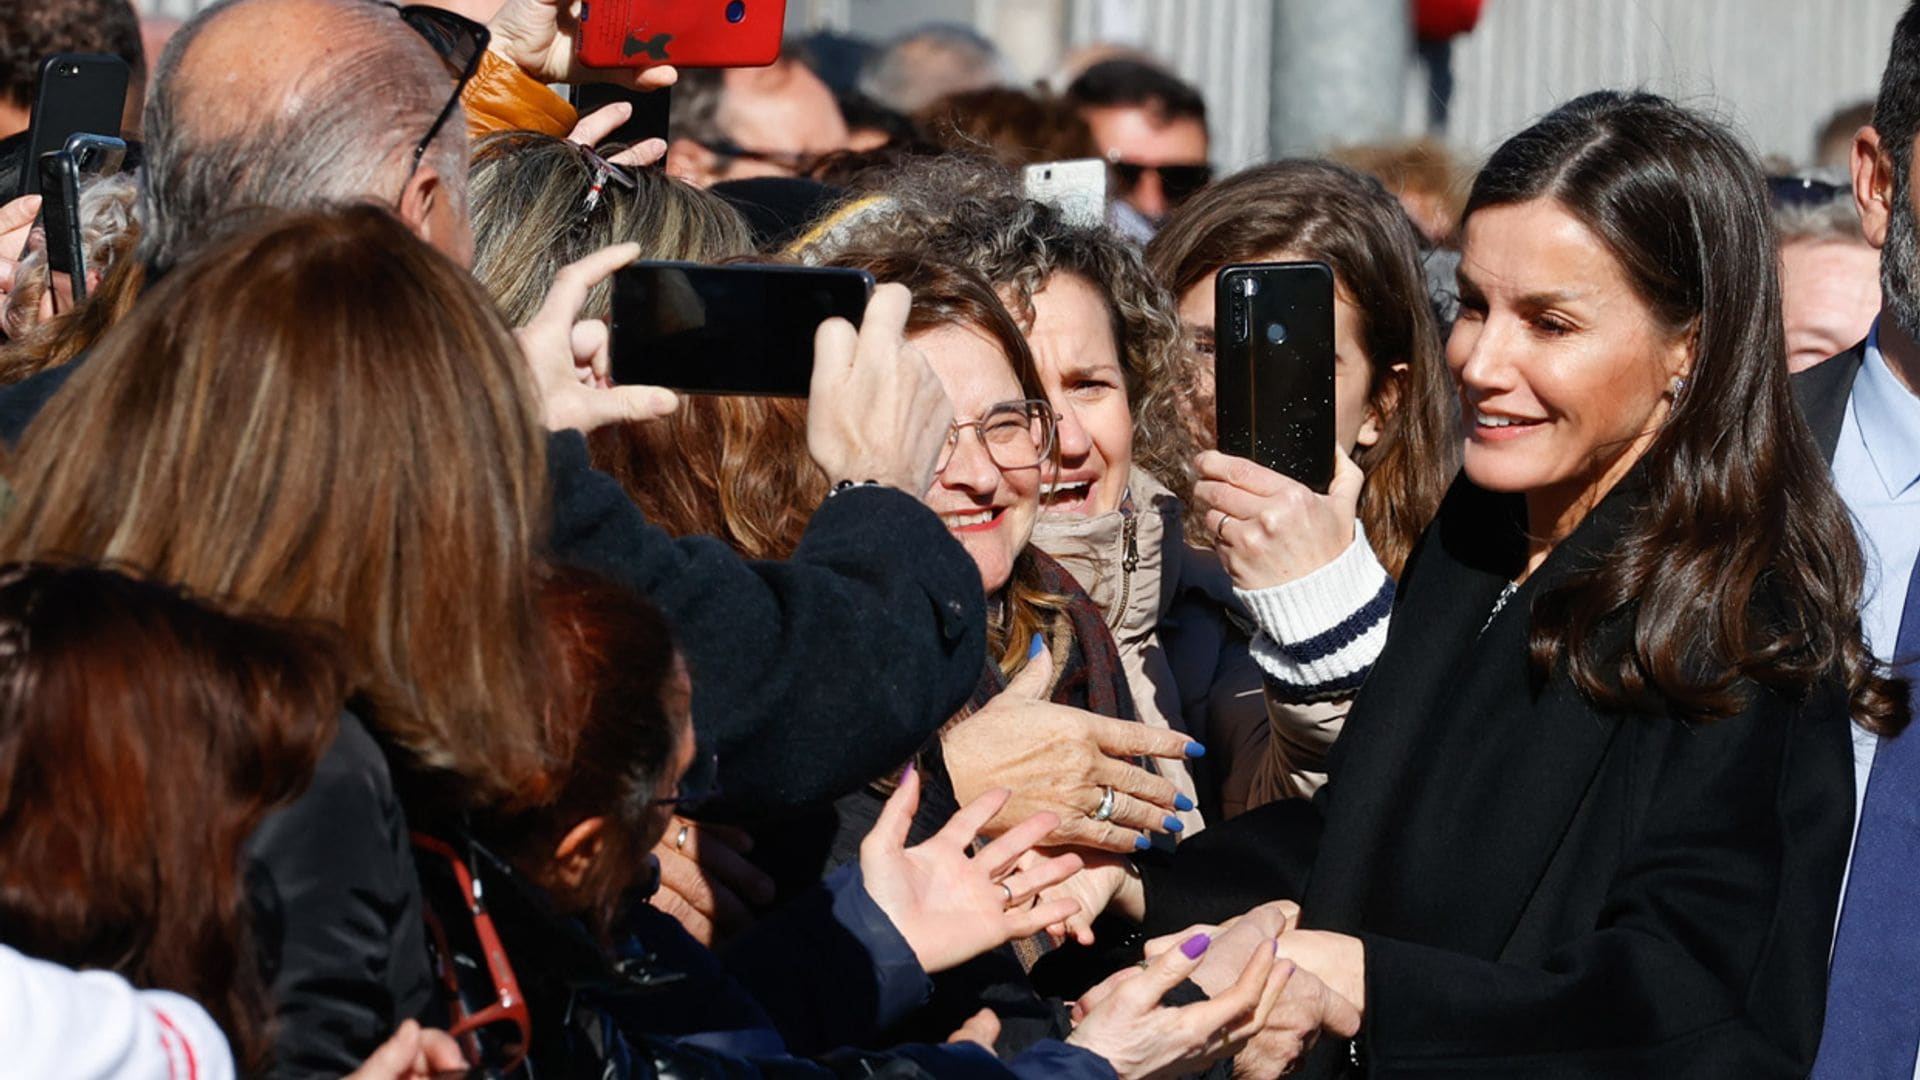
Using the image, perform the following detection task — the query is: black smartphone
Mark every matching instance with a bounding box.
[569,84,671,160]
[1213,262,1336,492]
[36,135,127,307]
[610,261,873,395]
[16,54,129,197]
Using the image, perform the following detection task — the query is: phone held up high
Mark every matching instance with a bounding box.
[17,53,128,197]
[1213,262,1336,493]
[610,261,873,396]
[576,0,787,69]
[36,133,128,309]
[1022,159,1107,228]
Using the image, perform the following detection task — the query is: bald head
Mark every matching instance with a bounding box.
[140,0,466,270]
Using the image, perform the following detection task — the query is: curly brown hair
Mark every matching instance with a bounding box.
[804,157,1203,534]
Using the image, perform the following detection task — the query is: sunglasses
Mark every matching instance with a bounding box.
[412,831,532,1074]
[1767,174,1847,210]
[379,3,490,176]
[1108,158,1213,205]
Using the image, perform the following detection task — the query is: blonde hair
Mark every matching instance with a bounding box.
[0,206,553,807]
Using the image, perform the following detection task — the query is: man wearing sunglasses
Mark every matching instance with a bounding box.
[1065,57,1212,234]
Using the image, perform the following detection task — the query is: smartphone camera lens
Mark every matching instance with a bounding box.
[1265,322,1288,346]
[58,62,80,77]
[726,0,746,22]
[1239,276,1260,297]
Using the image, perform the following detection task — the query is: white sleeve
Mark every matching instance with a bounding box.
[1235,524,1394,703]
[0,944,235,1080]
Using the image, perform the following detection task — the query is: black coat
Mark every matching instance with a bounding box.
[0,363,988,821]
[1792,342,1864,462]
[1139,474,1855,1078]
[244,712,431,1078]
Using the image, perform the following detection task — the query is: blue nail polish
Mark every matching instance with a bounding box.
[1163,815,1185,833]
[1028,632,1045,660]
[1133,834,1152,851]
[1174,793,1194,812]
[1184,741,1207,758]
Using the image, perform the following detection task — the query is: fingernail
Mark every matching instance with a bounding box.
[1163,815,1185,833]
[1133,833,1152,851]
[1173,793,1194,812]
[1180,932,1212,959]
[1184,741,1207,758]
[1028,632,1045,660]
[900,761,916,781]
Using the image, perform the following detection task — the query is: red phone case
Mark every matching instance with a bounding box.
[577,0,787,69]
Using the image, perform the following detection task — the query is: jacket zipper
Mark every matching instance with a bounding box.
[1116,509,1139,625]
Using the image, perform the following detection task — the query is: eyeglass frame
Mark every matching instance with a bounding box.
[694,136,819,177]
[650,747,721,812]
[377,3,491,182]
[411,830,532,1074]
[935,398,1058,475]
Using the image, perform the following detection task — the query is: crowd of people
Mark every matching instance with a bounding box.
[0,0,1918,1077]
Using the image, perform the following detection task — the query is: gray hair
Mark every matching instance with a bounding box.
[3,173,140,340]
[859,23,1009,114]
[138,0,466,271]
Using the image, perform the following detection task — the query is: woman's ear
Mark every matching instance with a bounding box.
[552,817,608,891]
[1356,362,1408,450]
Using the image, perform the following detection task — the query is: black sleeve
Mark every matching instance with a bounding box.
[0,359,84,445]
[1358,686,1853,1077]
[243,714,432,1079]
[1134,796,1323,937]
[545,432,986,820]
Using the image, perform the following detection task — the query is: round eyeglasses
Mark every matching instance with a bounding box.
[936,399,1057,474]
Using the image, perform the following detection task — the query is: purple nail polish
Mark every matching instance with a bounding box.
[1180,933,1212,959]
[900,761,916,781]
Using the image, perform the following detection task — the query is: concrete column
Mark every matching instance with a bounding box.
[1268,0,1410,155]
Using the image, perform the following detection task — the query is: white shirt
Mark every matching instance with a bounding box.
[0,944,234,1080]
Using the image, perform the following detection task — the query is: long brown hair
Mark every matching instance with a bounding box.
[1467,91,1901,732]
[1146,159,1457,577]
[0,562,344,1070]
[0,206,558,803]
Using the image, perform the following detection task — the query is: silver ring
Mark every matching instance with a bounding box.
[1092,786,1117,822]
[674,824,690,851]
[1000,882,1015,907]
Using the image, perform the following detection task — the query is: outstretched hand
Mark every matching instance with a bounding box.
[859,764,1085,974]
[517,242,679,432]
[567,103,668,169]
[945,641,1201,853]
[487,0,680,89]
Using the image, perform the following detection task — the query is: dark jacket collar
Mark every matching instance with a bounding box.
[1793,340,1866,466]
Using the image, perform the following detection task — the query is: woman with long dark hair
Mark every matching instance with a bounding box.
[1049,90,1894,1076]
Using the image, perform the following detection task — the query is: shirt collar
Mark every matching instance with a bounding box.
[1854,320,1920,498]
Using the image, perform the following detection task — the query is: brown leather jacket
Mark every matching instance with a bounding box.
[462,50,576,139]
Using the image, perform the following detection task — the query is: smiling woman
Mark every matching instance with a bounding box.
[1051,90,1899,1078]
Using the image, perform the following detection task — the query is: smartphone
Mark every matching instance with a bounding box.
[610,261,873,396]
[569,83,672,155]
[1213,262,1336,492]
[16,54,129,197]
[1022,158,1107,229]
[576,0,787,70]
[36,135,127,307]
